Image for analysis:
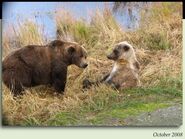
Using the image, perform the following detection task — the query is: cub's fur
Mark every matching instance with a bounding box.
[83,41,140,90]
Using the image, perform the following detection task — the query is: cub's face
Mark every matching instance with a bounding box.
[107,41,134,61]
[67,43,88,68]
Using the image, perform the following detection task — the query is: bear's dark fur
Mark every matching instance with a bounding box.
[2,40,88,97]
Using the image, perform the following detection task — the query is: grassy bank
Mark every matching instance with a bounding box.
[2,2,182,126]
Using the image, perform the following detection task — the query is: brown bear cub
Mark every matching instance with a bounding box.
[2,40,88,97]
[83,41,140,90]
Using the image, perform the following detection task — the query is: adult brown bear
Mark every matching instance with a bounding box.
[2,40,88,97]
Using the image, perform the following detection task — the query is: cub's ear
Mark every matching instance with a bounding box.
[68,46,76,54]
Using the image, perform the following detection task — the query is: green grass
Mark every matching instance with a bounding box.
[138,31,172,50]
[89,103,169,125]
[22,83,182,126]
[3,3,182,126]
[146,32,172,50]
[46,112,79,126]
[22,117,41,126]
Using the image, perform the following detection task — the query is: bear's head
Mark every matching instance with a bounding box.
[107,41,136,61]
[49,40,88,68]
[107,41,140,69]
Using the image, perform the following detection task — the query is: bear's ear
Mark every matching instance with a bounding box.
[68,46,76,55]
[49,40,65,48]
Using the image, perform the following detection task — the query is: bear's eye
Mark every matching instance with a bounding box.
[123,45,130,51]
[80,54,83,58]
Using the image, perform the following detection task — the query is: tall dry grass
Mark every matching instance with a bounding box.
[2,2,182,126]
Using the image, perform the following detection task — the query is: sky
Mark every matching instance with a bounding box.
[2,2,138,40]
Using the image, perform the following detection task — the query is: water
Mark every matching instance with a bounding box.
[3,2,140,41]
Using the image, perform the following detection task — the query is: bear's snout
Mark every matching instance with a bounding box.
[107,54,112,59]
[107,53,115,60]
[107,53,118,61]
[82,63,88,68]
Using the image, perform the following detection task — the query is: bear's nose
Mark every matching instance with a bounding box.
[83,63,88,68]
[107,55,111,59]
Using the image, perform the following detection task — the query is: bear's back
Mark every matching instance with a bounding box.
[2,45,51,71]
[2,45,53,85]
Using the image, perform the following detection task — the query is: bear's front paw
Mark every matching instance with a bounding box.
[53,91,64,96]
